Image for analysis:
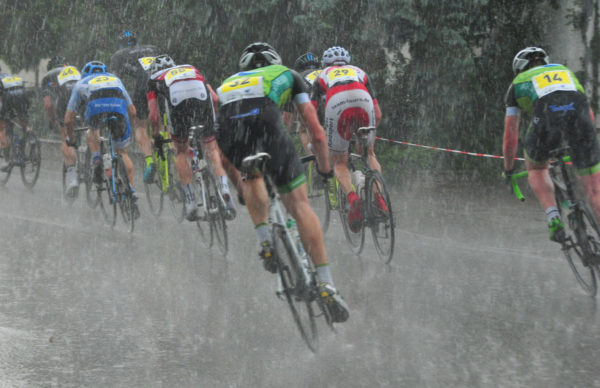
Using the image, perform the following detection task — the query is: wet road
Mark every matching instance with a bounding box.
[0,144,599,387]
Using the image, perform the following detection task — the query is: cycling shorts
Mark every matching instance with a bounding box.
[168,98,215,144]
[216,98,306,193]
[324,88,376,154]
[525,91,600,174]
[85,97,131,150]
[0,88,30,121]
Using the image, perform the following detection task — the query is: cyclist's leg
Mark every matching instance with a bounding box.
[0,119,9,169]
[200,136,236,216]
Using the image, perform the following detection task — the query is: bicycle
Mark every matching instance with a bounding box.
[143,129,184,222]
[189,125,229,255]
[87,115,138,233]
[510,145,600,296]
[0,118,41,189]
[240,151,335,352]
[62,126,90,204]
[302,155,331,234]
[339,126,395,263]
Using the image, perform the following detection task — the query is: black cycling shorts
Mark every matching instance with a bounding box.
[526,91,600,172]
[169,98,215,143]
[0,88,30,121]
[216,98,306,193]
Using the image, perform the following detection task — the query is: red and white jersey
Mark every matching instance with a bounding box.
[147,64,209,107]
[311,64,377,108]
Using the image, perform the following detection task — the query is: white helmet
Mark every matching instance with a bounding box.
[239,42,282,70]
[151,54,175,73]
[512,47,549,75]
[321,46,351,67]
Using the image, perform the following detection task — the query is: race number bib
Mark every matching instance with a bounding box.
[1,76,23,88]
[305,70,321,85]
[325,67,359,85]
[88,75,120,92]
[217,76,264,104]
[532,70,577,98]
[169,79,207,106]
[138,57,155,71]
[165,67,196,87]
[57,66,81,86]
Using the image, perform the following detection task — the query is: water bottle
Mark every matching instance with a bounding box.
[102,153,112,178]
[351,170,365,197]
[286,219,305,256]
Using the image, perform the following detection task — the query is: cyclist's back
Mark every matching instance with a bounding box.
[0,70,29,123]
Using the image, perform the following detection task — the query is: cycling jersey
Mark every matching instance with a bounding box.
[67,72,133,149]
[311,65,378,153]
[0,72,29,121]
[110,44,158,119]
[216,65,309,193]
[505,64,600,173]
[41,66,82,125]
[147,64,215,142]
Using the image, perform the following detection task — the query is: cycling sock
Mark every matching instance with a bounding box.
[545,207,560,223]
[183,183,195,198]
[145,155,153,167]
[92,151,101,164]
[219,175,231,194]
[255,222,271,244]
[316,264,334,287]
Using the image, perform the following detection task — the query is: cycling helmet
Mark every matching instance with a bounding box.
[239,42,282,70]
[294,52,320,72]
[512,47,549,75]
[119,30,137,47]
[150,54,175,73]
[82,61,107,77]
[321,46,351,67]
[47,55,67,71]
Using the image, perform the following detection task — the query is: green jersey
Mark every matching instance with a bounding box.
[216,65,308,109]
[505,64,585,114]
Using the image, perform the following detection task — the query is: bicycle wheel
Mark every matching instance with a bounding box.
[305,160,331,234]
[84,148,100,209]
[272,223,319,352]
[365,171,395,263]
[338,181,365,253]
[560,202,599,296]
[205,170,228,255]
[0,144,13,186]
[166,150,185,223]
[114,156,135,233]
[194,172,212,248]
[144,150,164,217]
[20,131,41,189]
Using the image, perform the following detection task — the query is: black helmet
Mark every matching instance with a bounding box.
[47,56,67,72]
[119,30,137,48]
[294,52,320,72]
[239,42,282,71]
[151,54,175,73]
[512,47,549,75]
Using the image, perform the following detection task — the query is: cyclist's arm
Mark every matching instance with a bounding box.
[147,89,160,136]
[503,108,520,171]
[43,96,58,128]
[297,101,331,173]
[590,108,596,126]
[207,83,219,116]
[374,100,382,127]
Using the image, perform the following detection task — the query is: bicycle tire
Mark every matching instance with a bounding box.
[194,171,212,248]
[338,181,365,253]
[272,223,319,352]
[20,131,41,189]
[144,149,164,217]
[84,148,100,209]
[114,156,135,233]
[0,144,13,185]
[205,170,228,255]
[366,170,395,263]
[558,199,598,296]
[166,150,185,223]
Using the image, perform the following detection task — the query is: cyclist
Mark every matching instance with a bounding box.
[285,52,322,154]
[42,56,82,197]
[503,47,600,242]
[64,60,140,218]
[147,54,236,221]
[110,30,159,184]
[311,46,384,232]
[215,42,349,323]
[0,65,31,172]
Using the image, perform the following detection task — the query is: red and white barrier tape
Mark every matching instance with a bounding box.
[375,136,526,162]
